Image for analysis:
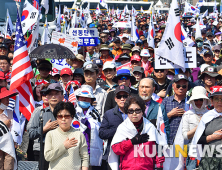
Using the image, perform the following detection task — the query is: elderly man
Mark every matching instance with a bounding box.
[99,85,130,170]
[138,78,170,141]
[29,83,63,170]
[162,74,190,145]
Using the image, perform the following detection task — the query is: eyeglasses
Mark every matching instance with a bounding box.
[116,94,129,99]
[176,84,187,89]
[214,50,220,53]
[154,69,164,73]
[194,99,203,102]
[213,97,222,102]
[119,76,130,80]
[101,36,107,38]
[128,108,142,114]
[57,114,71,119]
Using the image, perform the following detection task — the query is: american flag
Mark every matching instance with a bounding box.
[68,85,76,103]
[63,91,69,102]
[33,0,40,10]
[10,9,35,121]
[14,0,21,2]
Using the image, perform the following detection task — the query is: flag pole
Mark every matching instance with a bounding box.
[39,109,45,170]
[5,9,9,39]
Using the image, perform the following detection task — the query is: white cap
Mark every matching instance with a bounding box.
[200,64,210,73]
[76,85,95,99]
[140,49,151,57]
[122,34,129,39]
[103,61,116,71]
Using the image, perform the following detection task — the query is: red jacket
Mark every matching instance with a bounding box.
[112,139,164,170]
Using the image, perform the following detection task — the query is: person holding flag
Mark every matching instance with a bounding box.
[74,85,103,168]
[0,86,18,170]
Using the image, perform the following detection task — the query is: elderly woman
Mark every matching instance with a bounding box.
[181,86,210,170]
[189,86,222,170]
[109,96,164,170]
[74,85,103,168]
[44,101,89,170]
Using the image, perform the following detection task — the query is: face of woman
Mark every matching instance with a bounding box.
[211,95,222,113]
[42,95,49,106]
[57,109,73,132]
[127,103,143,123]
[36,85,43,98]
[194,99,203,109]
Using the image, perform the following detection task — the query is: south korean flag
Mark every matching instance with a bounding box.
[21,0,39,34]
[155,0,185,72]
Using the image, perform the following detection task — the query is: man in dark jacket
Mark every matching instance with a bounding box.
[104,69,137,113]
[99,85,130,170]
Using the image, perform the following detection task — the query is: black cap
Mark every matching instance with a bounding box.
[173,74,189,83]
[0,43,8,49]
[45,83,63,94]
[73,68,84,77]
[206,32,213,37]
[199,66,222,79]
[133,66,144,73]
[37,60,52,70]
[113,37,120,42]
[84,63,99,72]
[93,59,103,66]
[115,85,130,95]
[204,50,213,56]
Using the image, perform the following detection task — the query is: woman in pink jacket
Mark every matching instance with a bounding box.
[108,96,164,170]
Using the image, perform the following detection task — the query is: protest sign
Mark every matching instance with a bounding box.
[47,58,72,71]
[155,47,197,69]
[69,28,99,46]
[51,31,78,55]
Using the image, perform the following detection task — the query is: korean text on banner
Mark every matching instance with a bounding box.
[69,28,99,46]
[154,47,197,69]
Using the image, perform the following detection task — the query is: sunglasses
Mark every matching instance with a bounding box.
[101,36,107,38]
[176,84,187,89]
[128,108,142,114]
[213,97,222,103]
[154,69,164,73]
[116,94,129,99]
[57,114,71,119]
[214,50,220,53]
[119,76,130,80]
[194,99,203,102]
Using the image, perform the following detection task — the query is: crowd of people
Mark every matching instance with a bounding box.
[1,5,222,170]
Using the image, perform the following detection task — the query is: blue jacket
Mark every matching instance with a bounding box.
[145,99,170,142]
[99,105,124,161]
